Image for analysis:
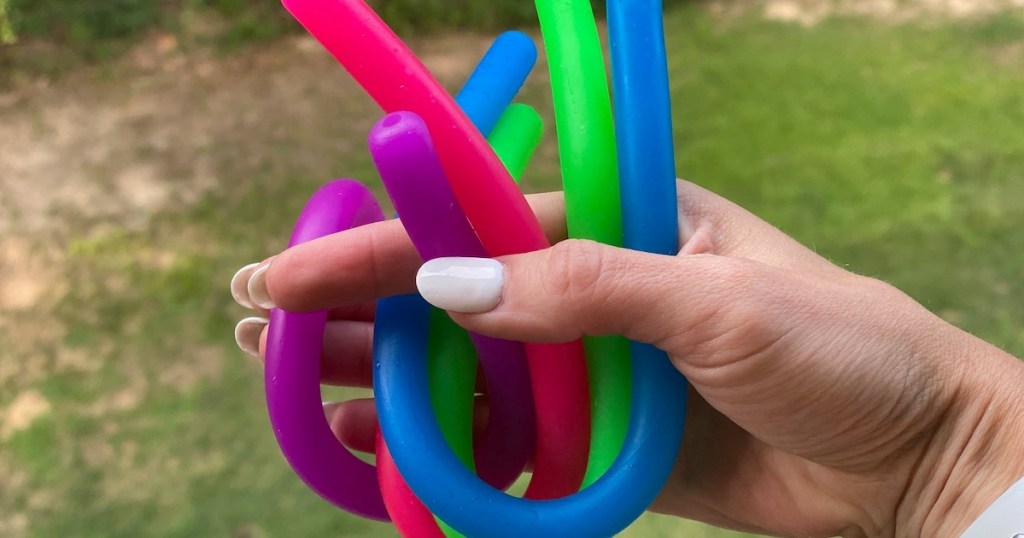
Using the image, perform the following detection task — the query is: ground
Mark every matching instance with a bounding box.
[1,1,1023,536]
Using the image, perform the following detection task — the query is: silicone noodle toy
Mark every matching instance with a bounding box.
[261,0,692,535]
[281,0,592,500]
[263,31,543,521]
[533,0,632,486]
[371,107,542,536]
[372,115,685,536]
[372,1,687,536]
[264,179,387,520]
[375,34,545,537]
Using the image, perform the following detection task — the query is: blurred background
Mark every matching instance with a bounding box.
[1,0,1022,536]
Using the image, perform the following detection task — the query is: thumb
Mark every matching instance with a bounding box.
[415,239,788,354]
[415,240,965,474]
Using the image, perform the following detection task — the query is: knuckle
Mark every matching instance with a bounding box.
[709,256,762,300]
[857,274,906,301]
[689,258,776,347]
[546,239,609,304]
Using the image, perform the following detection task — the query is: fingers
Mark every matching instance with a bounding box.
[319,321,375,387]
[324,399,378,454]
[416,240,794,355]
[231,263,271,315]
[325,396,493,456]
[242,181,837,318]
[327,302,376,322]
[262,192,568,313]
[234,316,268,358]
[234,318,377,387]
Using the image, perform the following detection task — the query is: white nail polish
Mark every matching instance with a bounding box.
[247,264,276,310]
[416,257,503,313]
[230,263,261,309]
[234,317,269,358]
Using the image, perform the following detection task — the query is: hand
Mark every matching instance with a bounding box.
[233,181,1024,537]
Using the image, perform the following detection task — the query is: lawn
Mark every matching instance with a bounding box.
[1,2,1022,537]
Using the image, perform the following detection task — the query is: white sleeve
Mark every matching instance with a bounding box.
[960,475,1024,537]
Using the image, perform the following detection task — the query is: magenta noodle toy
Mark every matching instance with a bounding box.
[264,179,389,520]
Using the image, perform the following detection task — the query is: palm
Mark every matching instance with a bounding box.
[656,392,906,537]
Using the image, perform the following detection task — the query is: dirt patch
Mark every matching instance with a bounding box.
[710,0,1024,25]
[0,236,67,311]
[0,449,32,536]
[84,377,146,416]
[988,40,1024,68]
[0,514,28,538]
[158,345,223,391]
[1,390,51,440]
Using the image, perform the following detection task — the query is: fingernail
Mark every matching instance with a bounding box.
[230,262,261,309]
[234,317,269,358]
[247,264,276,310]
[416,257,503,313]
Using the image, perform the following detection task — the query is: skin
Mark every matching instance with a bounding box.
[242,181,1024,537]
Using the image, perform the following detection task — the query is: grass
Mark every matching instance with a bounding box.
[2,3,1023,537]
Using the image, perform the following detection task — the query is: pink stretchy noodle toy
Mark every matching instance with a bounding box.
[376,430,446,538]
[281,0,591,498]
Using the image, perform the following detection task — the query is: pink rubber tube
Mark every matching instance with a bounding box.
[376,430,445,538]
[282,0,541,255]
[281,0,590,498]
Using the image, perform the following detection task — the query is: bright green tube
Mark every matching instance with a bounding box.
[429,309,477,538]
[489,103,544,181]
[429,308,478,471]
[535,0,632,486]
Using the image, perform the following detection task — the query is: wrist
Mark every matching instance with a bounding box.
[902,341,1024,537]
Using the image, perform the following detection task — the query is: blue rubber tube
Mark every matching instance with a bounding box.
[375,307,687,537]
[608,0,679,255]
[607,0,691,524]
[455,31,539,136]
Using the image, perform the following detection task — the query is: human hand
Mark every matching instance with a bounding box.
[233,181,1024,537]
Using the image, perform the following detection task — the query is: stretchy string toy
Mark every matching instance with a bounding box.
[607,0,689,446]
[270,0,690,535]
[444,34,538,492]
[534,0,632,486]
[374,118,685,538]
[376,309,474,538]
[281,0,591,499]
[375,34,544,536]
[488,104,543,180]
[372,107,542,536]
[264,180,388,520]
[265,37,542,523]
[421,105,544,492]
[370,1,689,535]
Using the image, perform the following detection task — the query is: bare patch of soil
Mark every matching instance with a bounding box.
[1,390,51,440]
[710,0,1024,25]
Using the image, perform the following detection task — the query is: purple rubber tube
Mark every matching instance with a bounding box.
[264,179,389,520]
[369,111,535,490]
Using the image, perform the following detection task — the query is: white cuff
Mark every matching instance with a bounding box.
[960,474,1024,537]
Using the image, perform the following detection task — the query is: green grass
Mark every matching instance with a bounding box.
[3,4,1023,537]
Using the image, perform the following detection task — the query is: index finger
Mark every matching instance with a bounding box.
[265,191,568,313]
